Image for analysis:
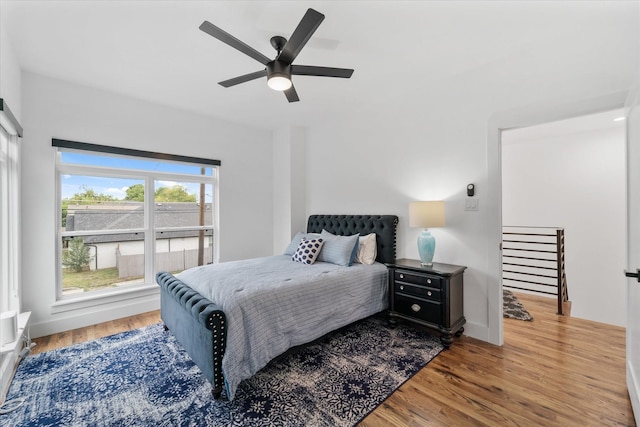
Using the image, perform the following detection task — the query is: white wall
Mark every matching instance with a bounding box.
[20,72,273,337]
[304,107,491,340]
[272,126,307,254]
[0,20,21,121]
[298,66,632,344]
[502,119,626,326]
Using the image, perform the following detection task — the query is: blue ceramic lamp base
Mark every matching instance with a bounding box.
[417,229,436,266]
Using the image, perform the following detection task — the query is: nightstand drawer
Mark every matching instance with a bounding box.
[395,282,441,302]
[395,271,442,289]
[394,294,442,325]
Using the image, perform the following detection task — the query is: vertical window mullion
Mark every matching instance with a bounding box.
[10,135,20,311]
[145,175,154,284]
[1,129,21,313]
[212,167,220,264]
[0,130,8,312]
[55,151,63,300]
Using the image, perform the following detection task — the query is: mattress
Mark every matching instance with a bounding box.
[176,254,389,399]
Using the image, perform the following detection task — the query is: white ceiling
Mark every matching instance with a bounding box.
[1,1,638,131]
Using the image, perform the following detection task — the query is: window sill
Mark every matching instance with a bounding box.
[51,284,159,314]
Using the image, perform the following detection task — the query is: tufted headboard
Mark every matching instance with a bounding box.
[306,214,399,265]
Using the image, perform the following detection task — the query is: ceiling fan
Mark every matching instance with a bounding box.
[199,8,354,103]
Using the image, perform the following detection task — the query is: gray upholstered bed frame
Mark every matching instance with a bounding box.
[156,214,398,399]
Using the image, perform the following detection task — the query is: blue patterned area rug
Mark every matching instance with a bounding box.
[3,315,443,426]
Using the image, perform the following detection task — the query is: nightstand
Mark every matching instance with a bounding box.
[387,259,466,348]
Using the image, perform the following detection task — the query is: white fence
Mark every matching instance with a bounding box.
[116,247,213,278]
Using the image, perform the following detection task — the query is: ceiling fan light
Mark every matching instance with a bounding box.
[266,61,292,91]
[267,75,292,91]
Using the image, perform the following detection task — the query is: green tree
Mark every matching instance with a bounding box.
[62,237,93,273]
[68,185,118,204]
[155,185,196,202]
[125,184,145,201]
[61,199,70,228]
[61,186,117,228]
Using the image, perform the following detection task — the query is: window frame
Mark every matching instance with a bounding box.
[54,146,219,303]
[0,99,23,315]
[0,126,21,313]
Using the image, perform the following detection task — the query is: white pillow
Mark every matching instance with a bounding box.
[292,238,324,265]
[355,233,377,265]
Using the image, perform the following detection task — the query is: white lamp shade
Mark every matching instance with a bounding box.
[409,201,445,228]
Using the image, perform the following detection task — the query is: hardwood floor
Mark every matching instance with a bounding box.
[31,293,635,426]
[31,310,161,355]
[362,293,635,427]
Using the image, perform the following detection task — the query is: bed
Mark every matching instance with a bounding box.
[156,214,398,400]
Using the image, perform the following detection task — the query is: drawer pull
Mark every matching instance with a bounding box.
[400,285,404,291]
[427,291,432,296]
[411,304,421,312]
[427,279,432,284]
[399,274,404,279]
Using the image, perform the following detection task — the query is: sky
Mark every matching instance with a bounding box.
[60,151,215,202]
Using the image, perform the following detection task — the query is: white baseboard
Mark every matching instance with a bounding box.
[30,295,160,338]
[461,320,491,344]
[628,360,640,425]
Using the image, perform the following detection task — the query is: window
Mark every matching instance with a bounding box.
[0,127,20,313]
[55,140,219,301]
[0,98,22,314]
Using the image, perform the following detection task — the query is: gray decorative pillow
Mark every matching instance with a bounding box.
[292,238,324,265]
[284,232,321,255]
[318,230,360,266]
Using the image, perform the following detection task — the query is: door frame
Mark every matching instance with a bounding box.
[486,91,629,346]
[625,86,640,423]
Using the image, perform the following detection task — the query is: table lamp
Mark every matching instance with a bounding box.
[409,201,445,266]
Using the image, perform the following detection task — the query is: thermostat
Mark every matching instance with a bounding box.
[467,184,475,197]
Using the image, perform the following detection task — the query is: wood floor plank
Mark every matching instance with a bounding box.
[29,295,636,426]
[30,311,161,355]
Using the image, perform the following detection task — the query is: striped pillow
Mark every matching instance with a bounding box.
[318,230,360,266]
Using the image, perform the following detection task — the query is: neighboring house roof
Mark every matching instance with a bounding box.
[65,202,213,243]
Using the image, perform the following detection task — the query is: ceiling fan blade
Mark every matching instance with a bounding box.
[199,21,271,65]
[291,65,354,78]
[218,70,267,88]
[284,85,300,103]
[278,8,324,65]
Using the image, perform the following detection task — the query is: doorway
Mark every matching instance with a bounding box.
[500,109,627,327]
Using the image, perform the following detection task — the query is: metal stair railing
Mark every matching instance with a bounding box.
[502,226,569,315]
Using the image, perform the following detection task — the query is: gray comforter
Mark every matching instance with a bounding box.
[177,255,388,400]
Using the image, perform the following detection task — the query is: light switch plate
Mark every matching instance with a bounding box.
[465,199,479,211]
